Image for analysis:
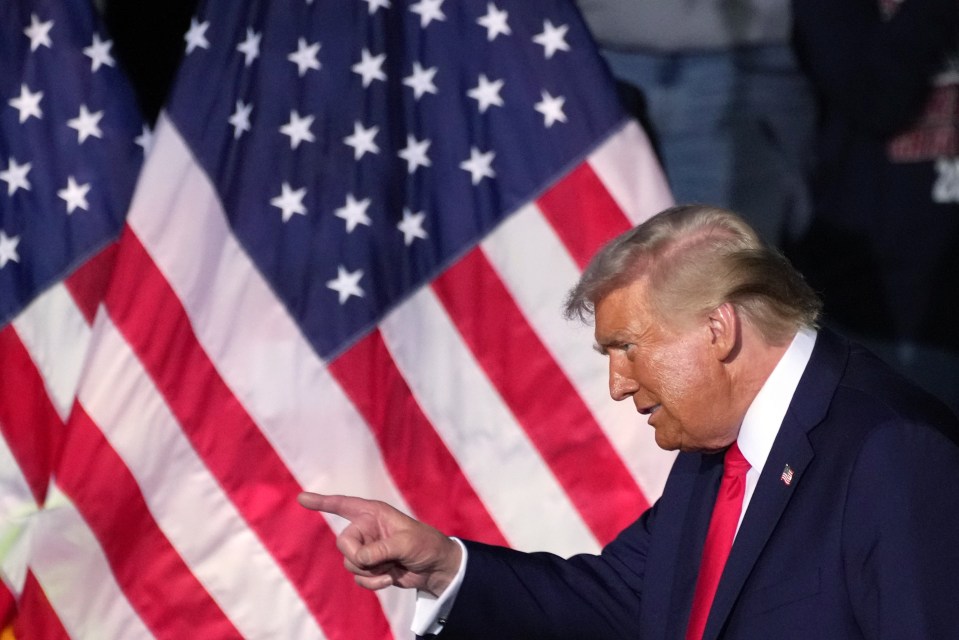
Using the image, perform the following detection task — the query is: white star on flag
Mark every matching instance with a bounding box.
[288,37,321,76]
[533,20,570,59]
[326,265,365,304]
[58,176,91,214]
[8,84,43,123]
[0,230,20,269]
[0,158,32,196]
[403,62,439,100]
[364,0,391,15]
[135,124,154,153]
[344,121,380,160]
[460,146,496,185]
[468,74,505,113]
[229,101,253,139]
[270,182,307,222]
[24,13,54,52]
[280,110,315,149]
[352,48,387,87]
[410,0,446,28]
[236,28,261,67]
[67,104,105,143]
[397,208,429,245]
[184,18,211,54]
[83,33,115,72]
[535,90,567,127]
[477,3,511,41]
[398,134,432,173]
[335,193,373,233]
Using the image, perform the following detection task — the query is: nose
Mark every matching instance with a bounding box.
[608,355,639,401]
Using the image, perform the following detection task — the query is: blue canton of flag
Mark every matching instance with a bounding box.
[168,0,625,359]
[0,0,143,325]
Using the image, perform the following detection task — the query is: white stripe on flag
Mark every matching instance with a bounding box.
[12,284,93,422]
[0,435,36,598]
[588,121,674,225]
[481,203,674,501]
[30,484,153,639]
[78,315,326,640]
[380,286,598,555]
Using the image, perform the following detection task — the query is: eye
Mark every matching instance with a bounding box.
[614,342,634,354]
[595,341,636,356]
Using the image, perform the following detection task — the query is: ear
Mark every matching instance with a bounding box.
[706,302,739,361]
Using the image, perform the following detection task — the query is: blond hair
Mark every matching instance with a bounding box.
[564,205,822,344]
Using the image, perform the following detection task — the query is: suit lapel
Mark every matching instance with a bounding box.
[701,329,848,640]
[639,452,723,639]
[702,419,814,640]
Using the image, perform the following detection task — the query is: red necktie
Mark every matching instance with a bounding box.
[685,442,751,640]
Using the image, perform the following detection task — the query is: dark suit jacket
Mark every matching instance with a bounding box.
[433,330,959,639]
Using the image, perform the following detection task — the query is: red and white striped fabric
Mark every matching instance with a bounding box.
[1,1,144,635]
[24,113,674,639]
[1,248,121,639]
[4,1,679,637]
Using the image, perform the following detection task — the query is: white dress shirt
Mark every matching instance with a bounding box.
[735,326,816,533]
[412,327,818,635]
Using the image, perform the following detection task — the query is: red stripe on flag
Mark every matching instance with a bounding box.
[536,162,633,269]
[0,326,61,505]
[58,405,243,639]
[64,244,118,326]
[104,227,394,640]
[432,249,650,544]
[0,579,15,630]
[13,572,69,640]
[329,329,509,545]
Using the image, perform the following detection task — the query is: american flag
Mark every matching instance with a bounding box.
[1,0,145,635]
[781,464,795,486]
[2,0,675,637]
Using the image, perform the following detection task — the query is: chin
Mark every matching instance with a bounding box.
[653,432,682,452]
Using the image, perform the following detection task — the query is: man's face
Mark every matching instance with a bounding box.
[593,279,738,452]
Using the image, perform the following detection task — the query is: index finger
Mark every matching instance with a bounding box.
[297,492,375,520]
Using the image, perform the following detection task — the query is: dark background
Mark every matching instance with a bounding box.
[99,1,198,123]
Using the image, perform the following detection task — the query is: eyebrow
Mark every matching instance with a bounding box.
[593,336,628,355]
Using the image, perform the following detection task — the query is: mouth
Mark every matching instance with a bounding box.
[638,403,661,416]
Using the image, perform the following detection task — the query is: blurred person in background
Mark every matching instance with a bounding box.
[789,0,959,414]
[575,0,817,248]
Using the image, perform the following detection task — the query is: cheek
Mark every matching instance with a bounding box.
[648,347,701,405]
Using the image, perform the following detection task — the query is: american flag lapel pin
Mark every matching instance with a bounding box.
[780,464,795,486]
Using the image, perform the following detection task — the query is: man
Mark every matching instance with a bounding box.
[298,205,959,639]
[573,0,817,248]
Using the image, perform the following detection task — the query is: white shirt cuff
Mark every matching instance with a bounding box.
[410,538,468,636]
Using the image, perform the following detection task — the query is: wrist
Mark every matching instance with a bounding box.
[425,536,464,597]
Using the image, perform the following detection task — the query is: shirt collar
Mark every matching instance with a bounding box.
[737,327,817,474]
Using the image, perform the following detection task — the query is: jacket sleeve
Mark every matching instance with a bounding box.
[428,501,658,640]
[792,0,959,135]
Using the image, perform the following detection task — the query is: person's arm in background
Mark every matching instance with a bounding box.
[792,0,959,136]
